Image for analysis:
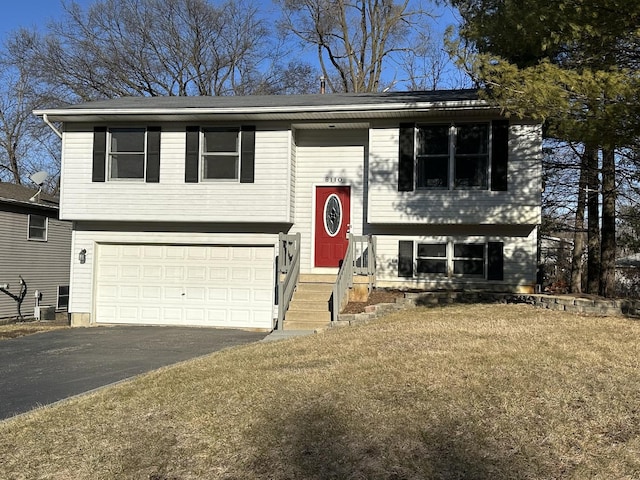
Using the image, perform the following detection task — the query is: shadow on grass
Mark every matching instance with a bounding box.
[242,399,543,480]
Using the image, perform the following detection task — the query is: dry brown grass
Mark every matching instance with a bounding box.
[1,304,639,479]
[0,322,67,339]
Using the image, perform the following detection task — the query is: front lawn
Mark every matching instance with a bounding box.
[0,304,638,479]
[0,322,67,340]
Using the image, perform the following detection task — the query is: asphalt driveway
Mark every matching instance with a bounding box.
[0,326,266,420]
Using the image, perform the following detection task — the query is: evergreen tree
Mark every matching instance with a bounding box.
[448,0,640,296]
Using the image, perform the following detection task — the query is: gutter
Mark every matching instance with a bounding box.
[42,114,63,139]
[34,100,495,121]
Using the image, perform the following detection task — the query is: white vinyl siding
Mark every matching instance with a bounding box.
[288,128,368,273]
[0,209,71,318]
[373,227,538,291]
[59,125,290,222]
[68,226,278,322]
[367,121,542,224]
[289,129,297,221]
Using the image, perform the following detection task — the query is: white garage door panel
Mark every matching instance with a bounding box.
[95,244,274,328]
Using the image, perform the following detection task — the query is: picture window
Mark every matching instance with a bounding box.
[416,241,486,277]
[416,123,489,190]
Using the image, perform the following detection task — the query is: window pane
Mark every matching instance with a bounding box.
[204,129,238,153]
[456,124,488,155]
[418,243,446,257]
[454,259,484,275]
[417,156,448,188]
[57,285,69,309]
[417,259,447,274]
[28,215,47,240]
[417,125,449,155]
[203,155,239,179]
[454,155,488,188]
[111,154,145,179]
[454,244,484,258]
[111,129,145,152]
[30,215,46,229]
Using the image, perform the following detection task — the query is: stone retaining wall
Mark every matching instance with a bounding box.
[336,291,640,328]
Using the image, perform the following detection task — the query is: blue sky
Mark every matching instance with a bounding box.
[1,1,460,42]
[0,0,464,89]
[0,1,91,39]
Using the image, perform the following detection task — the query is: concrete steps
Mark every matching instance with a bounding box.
[283,275,334,330]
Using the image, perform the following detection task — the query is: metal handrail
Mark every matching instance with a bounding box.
[277,232,301,329]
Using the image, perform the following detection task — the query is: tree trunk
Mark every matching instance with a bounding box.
[599,147,616,297]
[8,150,22,184]
[570,152,588,293]
[586,146,600,294]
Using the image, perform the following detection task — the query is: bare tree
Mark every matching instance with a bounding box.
[276,0,440,92]
[0,43,57,185]
[20,0,282,100]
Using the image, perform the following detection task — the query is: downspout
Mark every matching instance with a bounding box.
[42,114,63,139]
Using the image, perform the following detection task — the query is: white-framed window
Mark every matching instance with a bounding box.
[27,214,48,241]
[416,123,490,190]
[201,127,240,181]
[416,241,486,278]
[57,285,69,309]
[108,128,146,180]
[416,243,447,274]
[452,243,485,276]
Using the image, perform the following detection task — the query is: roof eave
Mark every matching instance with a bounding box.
[0,197,59,211]
[34,100,497,123]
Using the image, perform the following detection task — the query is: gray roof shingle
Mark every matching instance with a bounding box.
[54,89,480,111]
[0,183,58,209]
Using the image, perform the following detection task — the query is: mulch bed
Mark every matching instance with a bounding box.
[342,289,406,314]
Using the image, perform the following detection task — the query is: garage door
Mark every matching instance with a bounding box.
[95,244,275,328]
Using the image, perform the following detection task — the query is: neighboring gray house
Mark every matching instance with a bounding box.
[616,253,640,298]
[0,183,72,320]
[35,90,542,330]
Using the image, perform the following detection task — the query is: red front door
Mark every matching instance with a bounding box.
[314,186,351,267]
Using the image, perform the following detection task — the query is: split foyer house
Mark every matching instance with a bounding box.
[34,90,542,330]
[0,183,72,320]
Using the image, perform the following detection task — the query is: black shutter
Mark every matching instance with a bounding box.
[146,126,161,183]
[398,123,415,192]
[487,242,504,281]
[398,240,414,277]
[185,126,200,183]
[491,120,509,191]
[92,127,107,182]
[240,125,255,183]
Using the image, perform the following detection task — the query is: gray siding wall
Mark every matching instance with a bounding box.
[0,209,72,319]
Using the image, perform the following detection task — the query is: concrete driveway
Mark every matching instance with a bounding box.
[0,326,266,420]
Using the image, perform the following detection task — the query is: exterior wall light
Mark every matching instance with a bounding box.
[79,248,87,264]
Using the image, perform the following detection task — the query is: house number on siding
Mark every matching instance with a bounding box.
[325,177,344,183]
